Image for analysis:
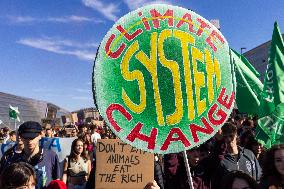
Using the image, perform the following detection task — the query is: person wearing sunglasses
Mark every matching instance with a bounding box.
[0,121,60,189]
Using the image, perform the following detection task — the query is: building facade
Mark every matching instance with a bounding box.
[62,107,102,125]
[243,34,284,81]
[0,92,69,129]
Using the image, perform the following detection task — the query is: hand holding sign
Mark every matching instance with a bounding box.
[143,180,160,189]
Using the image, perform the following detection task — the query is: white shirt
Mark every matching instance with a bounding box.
[91,132,101,146]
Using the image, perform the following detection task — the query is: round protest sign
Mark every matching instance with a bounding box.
[93,4,235,154]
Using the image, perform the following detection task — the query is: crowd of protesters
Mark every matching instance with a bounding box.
[156,114,284,189]
[0,112,283,189]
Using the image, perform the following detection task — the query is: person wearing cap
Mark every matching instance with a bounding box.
[0,121,60,189]
[211,122,262,189]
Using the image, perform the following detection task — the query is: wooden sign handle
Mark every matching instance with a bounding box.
[183,150,194,189]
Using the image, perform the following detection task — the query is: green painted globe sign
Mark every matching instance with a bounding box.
[93,4,235,154]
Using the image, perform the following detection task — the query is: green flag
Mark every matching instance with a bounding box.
[230,48,263,114]
[255,103,284,149]
[9,105,20,122]
[258,22,284,117]
[255,22,284,148]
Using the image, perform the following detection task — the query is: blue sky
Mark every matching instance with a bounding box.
[0,0,283,111]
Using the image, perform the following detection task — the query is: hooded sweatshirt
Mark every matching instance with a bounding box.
[212,146,262,189]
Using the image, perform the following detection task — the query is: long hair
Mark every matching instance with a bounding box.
[82,133,92,145]
[69,138,89,162]
[262,144,284,188]
[221,171,260,189]
[0,162,36,189]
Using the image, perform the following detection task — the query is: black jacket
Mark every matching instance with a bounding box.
[212,146,262,189]
[154,161,165,189]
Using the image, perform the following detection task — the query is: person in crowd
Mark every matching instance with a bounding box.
[0,121,60,189]
[234,115,244,135]
[199,143,211,161]
[239,130,254,147]
[240,119,255,136]
[187,147,212,189]
[53,128,60,137]
[103,135,109,139]
[78,125,88,138]
[187,148,200,167]
[91,125,101,159]
[91,125,101,145]
[176,129,226,189]
[87,128,92,136]
[252,116,258,128]
[163,151,212,189]
[85,161,96,189]
[163,153,189,189]
[108,129,117,139]
[83,133,94,160]
[193,135,224,187]
[2,127,10,144]
[221,171,261,189]
[8,130,17,142]
[46,180,67,189]
[100,128,107,139]
[15,133,25,152]
[62,138,91,189]
[212,122,262,188]
[60,129,67,138]
[70,129,78,138]
[260,144,284,189]
[0,162,36,189]
[45,128,53,138]
[40,128,46,137]
[154,154,164,189]
[0,131,24,169]
[245,136,265,164]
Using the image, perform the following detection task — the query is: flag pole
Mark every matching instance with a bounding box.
[183,150,194,189]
